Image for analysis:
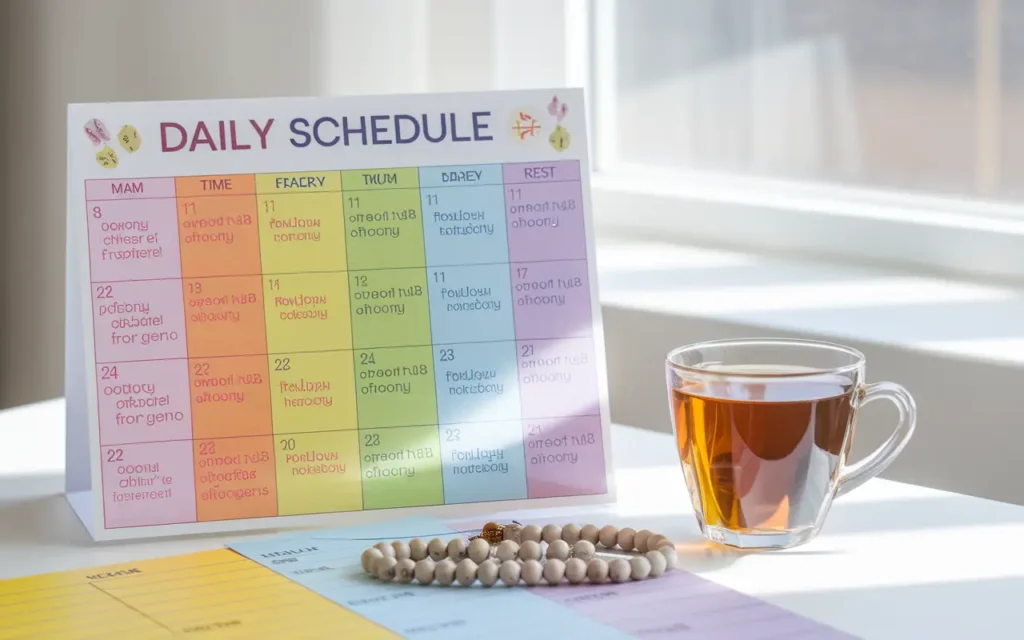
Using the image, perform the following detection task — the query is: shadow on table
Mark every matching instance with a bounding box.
[769,575,1024,638]
[0,472,94,546]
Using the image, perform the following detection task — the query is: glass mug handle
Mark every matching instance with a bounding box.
[836,382,917,497]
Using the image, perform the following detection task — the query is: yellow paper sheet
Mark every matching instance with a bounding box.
[0,549,395,639]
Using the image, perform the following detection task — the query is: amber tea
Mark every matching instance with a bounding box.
[672,368,858,536]
[668,340,915,549]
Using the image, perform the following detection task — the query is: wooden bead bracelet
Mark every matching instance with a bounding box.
[361,522,678,587]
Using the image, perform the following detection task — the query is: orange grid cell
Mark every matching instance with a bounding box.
[188,354,273,440]
[176,174,256,198]
[177,184,262,277]
[194,436,278,522]
[183,276,268,358]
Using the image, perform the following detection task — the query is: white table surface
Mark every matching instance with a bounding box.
[2,399,1023,638]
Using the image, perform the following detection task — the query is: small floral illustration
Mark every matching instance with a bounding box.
[547,95,571,152]
[511,110,543,141]
[118,124,142,153]
[547,95,568,122]
[95,145,119,169]
[84,119,110,147]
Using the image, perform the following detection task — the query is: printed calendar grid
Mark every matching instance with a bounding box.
[85,160,607,529]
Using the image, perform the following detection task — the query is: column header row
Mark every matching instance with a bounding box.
[84,161,582,201]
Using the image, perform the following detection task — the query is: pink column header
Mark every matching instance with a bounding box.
[86,178,177,201]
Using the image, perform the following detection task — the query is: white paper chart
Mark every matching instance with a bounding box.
[64,89,614,540]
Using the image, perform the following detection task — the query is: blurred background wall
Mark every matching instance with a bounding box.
[1,0,323,408]
[0,0,529,409]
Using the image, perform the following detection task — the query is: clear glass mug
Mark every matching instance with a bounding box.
[666,338,916,549]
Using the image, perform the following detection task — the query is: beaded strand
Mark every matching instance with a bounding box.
[361,523,678,587]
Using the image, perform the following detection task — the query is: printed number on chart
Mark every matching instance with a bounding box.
[527,425,543,437]
[426,194,438,205]
[95,285,113,299]
[360,352,375,365]
[92,206,102,218]
[364,433,380,447]
[275,358,291,371]
[521,344,534,358]
[433,271,445,283]
[280,438,295,451]
[353,274,368,287]
[262,199,275,213]
[105,448,123,462]
[188,282,202,294]
[198,442,216,455]
[439,348,455,362]
[100,365,119,380]
[267,278,280,290]
[445,428,460,442]
[347,197,360,208]
[194,362,210,377]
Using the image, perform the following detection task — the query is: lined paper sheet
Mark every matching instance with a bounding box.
[0,549,393,639]
[536,569,856,639]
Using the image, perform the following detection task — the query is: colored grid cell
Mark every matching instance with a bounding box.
[177,194,261,278]
[349,268,430,349]
[92,279,188,363]
[182,275,268,358]
[439,420,527,504]
[354,346,437,429]
[342,189,425,270]
[256,191,347,274]
[175,174,256,197]
[511,259,593,339]
[268,350,358,434]
[433,341,521,424]
[359,425,443,509]
[341,167,419,191]
[86,177,177,201]
[97,359,192,445]
[505,178,586,263]
[420,184,510,267]
[255,171,342,194]
[188,355,272,440]
[275,431,363,515]
[517,338,601,419]
[502,160,581,184]
[263,272,351,353]
[101,440,197,528]
[194,435,277,522]
[427,263,515,344]
[418,164,502,188]
[87,197,183,282]
[523,415,606,498]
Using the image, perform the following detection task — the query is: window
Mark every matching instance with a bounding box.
[583,0,1024,281]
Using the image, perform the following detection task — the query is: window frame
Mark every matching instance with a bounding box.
[581,0,1024,282]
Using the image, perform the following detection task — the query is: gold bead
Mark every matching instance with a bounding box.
[480,521,504,543]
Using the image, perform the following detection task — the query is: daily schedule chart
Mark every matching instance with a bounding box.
[65,89,613,539]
